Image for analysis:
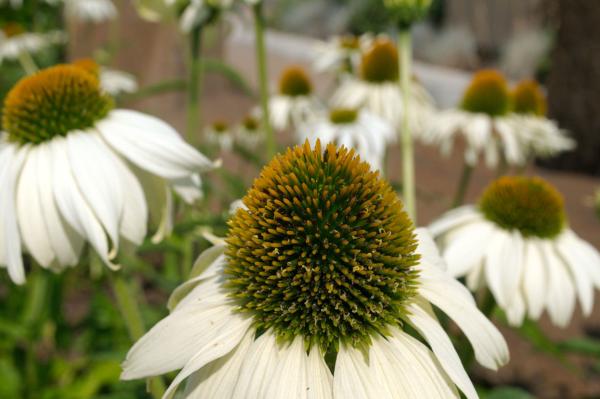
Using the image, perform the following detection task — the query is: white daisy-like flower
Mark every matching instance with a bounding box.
[506,79,575,161]
[234,115,264,149]
[430,176,600,328]
[0,23,65,64]
[421,70,525,169]
[122,142,508,399]
[72,58,139,96]
[312,34,373,75]
[298,108,394,171]
[331,37,434,133]
[205,121,234,152]
[64,0,117,23]
[0,64,215,284]
[269,66,322,131]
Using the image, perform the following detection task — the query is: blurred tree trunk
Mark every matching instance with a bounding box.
[542,0,600,174]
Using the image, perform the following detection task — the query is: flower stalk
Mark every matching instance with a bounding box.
[452,162,474,208]
[252,2,276,159]
[185,24,205,145]
[17,51,39,75]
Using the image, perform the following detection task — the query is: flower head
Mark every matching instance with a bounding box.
[270,66,321,131]
[0,23,65,63]
[360,38,399,83]
[460,70,510,117]
[431,176,600,327]
[279,66,313,97]
[0,65,215,284]
[122,142,508,399]
[511,79,547,116]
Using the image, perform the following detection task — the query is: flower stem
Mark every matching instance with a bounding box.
[17,51,39,75]
[252,2,276,160]
[398,29,416,222]
[451,163,474,208]
[186,25,205,145]
[110,273,165,398]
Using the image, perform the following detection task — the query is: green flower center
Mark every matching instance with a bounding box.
[279,67,312,97]
[225,142,420,351]
[329,108,359,125]
[511,80,547,116]
[211,121,229,134]
[2,65,114,145]
[242,116,259,132]
[460,70,510,117]
[479,176,566,239]
[360,39,399,83]
[339,35,360,50]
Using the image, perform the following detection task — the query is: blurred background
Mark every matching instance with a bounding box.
[1,0,600,398]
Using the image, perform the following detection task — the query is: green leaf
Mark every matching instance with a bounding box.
[559,337,600,357]
[0,357,22,398]
[485,387,534,399]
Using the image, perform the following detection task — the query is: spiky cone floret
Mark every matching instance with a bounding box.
[331,37,435,132]
[0,64,216,284]
[269,66,323,131]
[0,24,65,63]
[121,141,508,399]
[429,176,600,327]
[64,0,118,23]
[421,70,526,168]
[297,108,395,172]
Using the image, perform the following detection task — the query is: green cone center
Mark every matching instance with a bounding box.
[360,39,399,83]
[460,70,510,117]
[279,67,312,97]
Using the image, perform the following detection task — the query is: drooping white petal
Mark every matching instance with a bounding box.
[66,131,123,252]
[542,241,576,327]
[563,230,600,288]
[35,142,83,266]
[306,345,333,399]
[333,344,385,399]
[415,227,448,271]
[522,239,547,319]
[443,220,494,277]
[16,145,56,267]
[171,173,203,203]
[404,300,478,399]
[183,330,255,399]
[418,262,509,370]
[50,138,116,269]
[231,330,284,399]
[484,228,522,307]
[0,144,28,284]
[121,301,250,380]
[505,290,526,327]
[428,205,481,237]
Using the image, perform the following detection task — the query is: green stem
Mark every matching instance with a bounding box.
[111,274,165,398]
[186,25,205,145]
[398,29,416,223]
[17,51,39,75]
[452,163,474,208]
[253,2,276,160]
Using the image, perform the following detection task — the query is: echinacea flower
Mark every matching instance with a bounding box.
[73,58,138,96]
[269,66,322,131]
[430,176,600,327]
[0,64,215,284]
[234,115,264,149]
[331,37,434,132]
[122,142,508,399]
[298,107,394,171]
[312,34,373,75]
[64,0,117,23]
[205,121,234,151]
[422,70,525,169]
[0,23,65,65]
[506,79,575,161]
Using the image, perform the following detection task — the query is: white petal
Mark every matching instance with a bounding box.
[171,173,203,203]
[66,132,123,252]
[542,241,576,327]
[35,143,83,266]
[263,336,309,399]
[162,315,252,398]
[183,330,255,399]
[121,301,250,380]
[404,300,477,399]
[556,234,595,316]
[98,110,214,179]
[231,330,284,399]
[333,344,384,399]
[415,227,448,271]
[0,144,28,284]
[307,345,333,399]
[50,138,116,268]
[418,263,509,370]
[522,240,547,319]
[16,145,55,267]
[505,290,526,327]
[443,220,494,277]
[428,206,481,237]
[484,229,522,307]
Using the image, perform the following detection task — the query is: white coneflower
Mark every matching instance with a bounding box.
[269,66,322,131]
[205,120,234,151]
[234,115,264,149]
[331,37,434,133]
[122,142,508,399]
[72,58,138,96]
[430,176,600,328]
[422,70,525,169]
[64,0,117,23]
[298,108,394,171]
[0,64,215,284]
[312,34,373,75]
[0,23,65,65]
[506,79,575,161]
